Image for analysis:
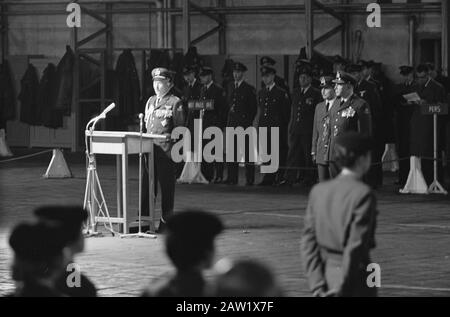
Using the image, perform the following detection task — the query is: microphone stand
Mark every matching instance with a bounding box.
[83,111,115,237]
[120,114,157,239]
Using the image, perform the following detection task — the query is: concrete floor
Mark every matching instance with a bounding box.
[1,149,450,297]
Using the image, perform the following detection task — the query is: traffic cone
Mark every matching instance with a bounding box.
[43,149,73,178]
[382,143,399,172]
[177,151,208,184]
[400,156,428,194]
[0,129,13,157]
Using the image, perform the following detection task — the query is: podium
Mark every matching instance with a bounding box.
[85,131,167,233]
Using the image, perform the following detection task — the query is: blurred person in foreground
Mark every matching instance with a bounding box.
[141,210,223,297]
[301,132,378,297]
[210,258,283,297]
[34,205,97,297]
[8,222,68,297]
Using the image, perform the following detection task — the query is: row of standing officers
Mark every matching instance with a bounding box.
[180,56,378,188]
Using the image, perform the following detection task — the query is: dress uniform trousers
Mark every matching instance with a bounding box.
[226,135,255,185]
[141,145,175,220]
[286,134,316,184]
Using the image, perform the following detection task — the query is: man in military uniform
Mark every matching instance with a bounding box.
[260,56,291,98]
[255,66,290,186]
[311,75,339,182]
[142,68,186,233]
[301,132,378,297]
[225,62,257,186]
[410,64,446,185]
[142,210,223,297]
[283,66,322,187]
[34,206,97,297]
[327,72,373,178]
[394,66,417,187]
[348,64,383,189]
[178,65,202,177]
[9,222,68,297]
[198,67,228,183]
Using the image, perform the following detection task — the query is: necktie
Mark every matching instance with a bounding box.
[235,82,239,89]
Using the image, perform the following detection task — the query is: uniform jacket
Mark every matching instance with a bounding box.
[311,98,339,165]
[301,174,378,296]
[288,86,322,136]
[141,271,206,297]
[394,80,418,154]
[226,81,257,128]
[37,63,60,129]
[0,60,17,128]
[116,49,141,120]
[256,85,290,128]
[55,45,74,114]
[328,94,372,162]
[410,79,445,156]
[184,79,204,132]
[354,79,382,139]
[199,82,228,129]
[144,92,185,153]
[19,64,39,125]
[261,75,291,98]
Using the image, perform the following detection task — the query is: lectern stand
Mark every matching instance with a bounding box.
[85,131,167,234]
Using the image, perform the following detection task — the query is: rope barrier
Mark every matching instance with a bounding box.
[1,150,449,172]
[0,150,53,164]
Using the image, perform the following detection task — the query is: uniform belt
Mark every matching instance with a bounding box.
[320,247,343,262]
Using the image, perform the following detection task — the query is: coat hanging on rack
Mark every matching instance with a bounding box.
[18,63,39,125]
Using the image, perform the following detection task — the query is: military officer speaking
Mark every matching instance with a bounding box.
[255,65,290,186]
[311,75,339,182]
[283,66,322,187]
[142,68,186,233]
[225,62,257,186]
[326,72,373,178]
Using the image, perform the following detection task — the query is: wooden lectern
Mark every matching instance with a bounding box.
[86,131,167,233]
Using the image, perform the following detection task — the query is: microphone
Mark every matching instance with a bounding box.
[99,103,116,118]
[138,113,144,133]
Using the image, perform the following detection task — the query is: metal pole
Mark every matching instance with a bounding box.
[442,0,449,76]
[218,0,227,55]
[409,15,415,66]
[72,27,80,152]
[305,0,313,59]
[183,0,191,53]
[433,113,438,182]
[106,3,113,69]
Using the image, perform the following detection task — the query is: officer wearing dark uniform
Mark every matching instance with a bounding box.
[284,66,322,186]
[9,222,68,297]
[198,67,228,183]
[410,64,446,185]
[259,56,291,98]
[394,66,417,187]
[311,75,339,182]
[142,68,186,232]
[328,72,373,178]
[142,210,223,297]
[225,62,257,186]
[34,206,97,297]
[256,66,290,186]
[348,64,383,188]
[183,65,203,139]
[301,132,378,297]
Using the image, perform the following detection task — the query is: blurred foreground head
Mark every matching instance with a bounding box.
[165,210,224,271]
[9,222,68,282]
[212,258,283,297]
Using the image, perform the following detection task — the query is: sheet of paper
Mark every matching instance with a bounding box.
[402,92,421,103]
